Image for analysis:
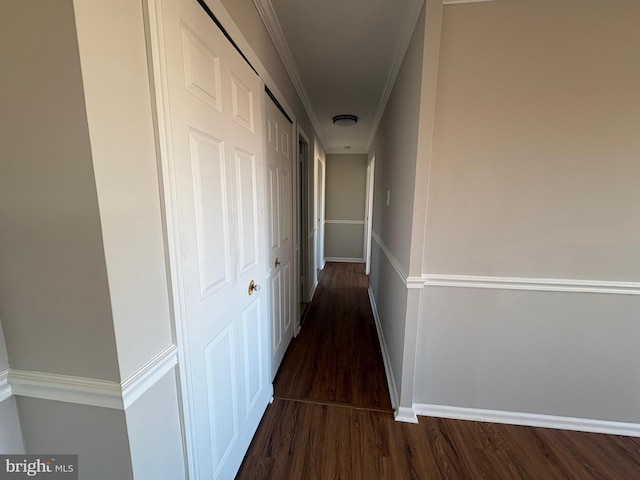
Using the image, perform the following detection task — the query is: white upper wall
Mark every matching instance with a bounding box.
[424,0,640,281]
[0,0,120,381]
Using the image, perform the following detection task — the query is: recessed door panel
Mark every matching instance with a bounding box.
[180,23,221,110]
[155,0,270,477]
[234,149,259,274]
[265,99,294,380]
[189,129,231,296]
[204,327,238,475]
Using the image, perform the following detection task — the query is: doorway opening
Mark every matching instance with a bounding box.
[298,132,310,323]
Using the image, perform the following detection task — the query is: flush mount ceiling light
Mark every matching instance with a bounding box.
[332,114,358,126]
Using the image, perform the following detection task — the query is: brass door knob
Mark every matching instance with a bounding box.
[248,280,260,295]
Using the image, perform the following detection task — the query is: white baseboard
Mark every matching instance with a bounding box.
[414,403,640,437]
[368,287,399,410]
[0,369,11,403]
[395,406,419,424]
[324,257,365,264]
[308,280,318,302]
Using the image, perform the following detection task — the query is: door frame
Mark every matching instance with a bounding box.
[296,126,311,311]
[364,154,376,274]
[316,156,326,272]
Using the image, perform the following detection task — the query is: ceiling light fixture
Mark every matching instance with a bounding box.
[332,114,358,126]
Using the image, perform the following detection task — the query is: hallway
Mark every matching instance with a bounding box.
[236,263,640,480]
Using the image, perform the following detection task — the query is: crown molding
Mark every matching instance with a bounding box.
[252,0,323,141]
[366,0,425,149]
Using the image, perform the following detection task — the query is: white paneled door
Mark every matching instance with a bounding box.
[151,0,270,478]
[265,99,294,380]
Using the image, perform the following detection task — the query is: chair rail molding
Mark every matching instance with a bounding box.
[0,369,11,403]
[423,274,640,296]
[5,344,178,410]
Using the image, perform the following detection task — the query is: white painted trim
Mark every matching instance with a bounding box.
[423,274,640,296]
[5,345,178,410]
[324,219,365,225]
[414,403,640,438]
[9,369,123,409]
[406,276,426,289]
[308,280,318,303]
[372,232,425,291]
[252,0,322,143]
[395,406,419,424]
[324,257,364,264]
[201,0,296,124]
[372,232,407,282]
[444,0,496,5]
[366,0,425,150]
[121,344,178,408]
[368,288,399,411]
[0,370,11,403]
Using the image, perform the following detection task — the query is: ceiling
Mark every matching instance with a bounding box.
[254,0,424,154]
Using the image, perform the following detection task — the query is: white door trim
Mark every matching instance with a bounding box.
[364,154,375,275]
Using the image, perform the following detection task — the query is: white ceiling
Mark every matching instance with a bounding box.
[254,0,424,154]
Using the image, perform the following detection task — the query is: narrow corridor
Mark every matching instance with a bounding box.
[236,264,640,479]
[272,262,392,412]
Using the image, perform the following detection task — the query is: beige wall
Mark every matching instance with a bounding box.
[17,397,133,479]
[73,0,173,382]
[324,154,367,260]
[0,318,24,453]
[416,0,640,424]
[0,398,24,453]
[0,1,185,476]
[368,4,427,409]
[126,371,186,480]
[0,0,120,381]
[424,0,640,279]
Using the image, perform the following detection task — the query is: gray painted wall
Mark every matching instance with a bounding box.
[0,398,24,453]
[126,371,186,480]
[416,0,640,423]
[0,1,185,476]
[0,0,120,381]
[368,5,426,407]
[324,154,367,260]
[0,318,24,453]
[17,398,133,480]
[73,0,174,381]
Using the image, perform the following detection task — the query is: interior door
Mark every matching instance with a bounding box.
[265,98,293,380]
[153,0,270,478]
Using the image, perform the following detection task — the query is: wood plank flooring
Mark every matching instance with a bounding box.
[236,262,640,479]
[273,262,392,411]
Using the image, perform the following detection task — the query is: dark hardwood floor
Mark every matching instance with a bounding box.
[273,262,391,411]
[236,262,640,479]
